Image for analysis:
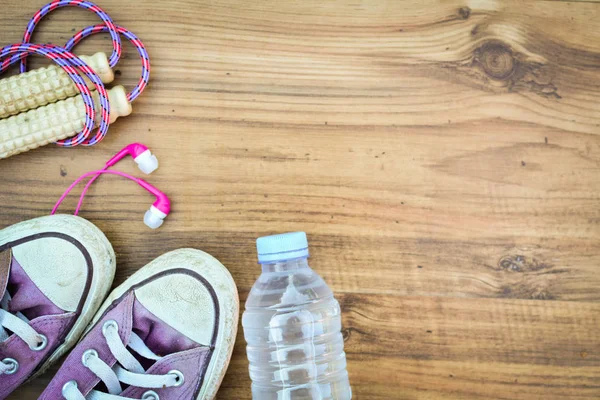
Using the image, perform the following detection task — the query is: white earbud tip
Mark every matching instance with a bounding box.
[135,150,159,175]
[144,207,165,229]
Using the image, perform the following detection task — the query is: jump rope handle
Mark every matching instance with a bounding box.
[0,85,132,159]
[0,52,114,119]
[52,143,170,229]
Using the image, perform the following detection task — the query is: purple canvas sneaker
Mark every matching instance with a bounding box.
[0,215,116,399]
[41,248,239,400]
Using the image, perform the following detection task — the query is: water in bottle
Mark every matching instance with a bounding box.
[242,232,352,399]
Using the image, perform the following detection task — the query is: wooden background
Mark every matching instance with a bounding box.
[1,0,600,398]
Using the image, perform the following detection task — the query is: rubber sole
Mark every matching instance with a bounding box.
[86,248,239,400]
[0,214,116,381]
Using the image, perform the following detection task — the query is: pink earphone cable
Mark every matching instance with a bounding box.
[51,169,140,215]
[74,169,106,215]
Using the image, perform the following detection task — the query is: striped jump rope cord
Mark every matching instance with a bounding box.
[0,0,150,147]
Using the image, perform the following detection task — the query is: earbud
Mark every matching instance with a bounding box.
[106,143,159,174]
[51,142,168,229]
[137,179,171,229]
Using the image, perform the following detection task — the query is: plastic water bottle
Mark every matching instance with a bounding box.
[242,232,352,399]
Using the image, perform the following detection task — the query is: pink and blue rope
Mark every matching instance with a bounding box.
[49,44,111,146]
[65,24,150,102]
[0,43,96,145]
[0,0,150,148]
[21,0,122,72]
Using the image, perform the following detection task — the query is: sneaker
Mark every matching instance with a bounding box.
[41,248,239,400]
[0,215,116,399]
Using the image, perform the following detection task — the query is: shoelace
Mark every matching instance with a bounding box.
[0,291,48,375]
[62,319,184,400]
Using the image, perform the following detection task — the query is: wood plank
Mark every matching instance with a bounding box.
[12,293,599,399]
[225,294,600,399]
[2,121,599,302]
[1,0,599,398]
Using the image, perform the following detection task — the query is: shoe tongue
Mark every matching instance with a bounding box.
[131,298,199,358]
[7,256,64,319]
[0,249,12,300]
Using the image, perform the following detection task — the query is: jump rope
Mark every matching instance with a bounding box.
[0,0,149,152]
[1,1,169,228]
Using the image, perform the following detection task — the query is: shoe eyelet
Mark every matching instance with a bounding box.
[61,380,78,396]
[102,320,119,336]
[168,369,185,387]
[30,334,48,351]
[2,358,19,375]
[142,390,160,400]
[81,349,98,367]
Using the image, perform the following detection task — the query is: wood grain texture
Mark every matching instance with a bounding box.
[1,0,599,398]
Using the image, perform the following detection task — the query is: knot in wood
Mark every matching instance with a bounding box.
[477,42,515,80]
[458,7,471,19]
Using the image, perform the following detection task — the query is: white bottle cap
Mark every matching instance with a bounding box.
[256,232,309,264]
